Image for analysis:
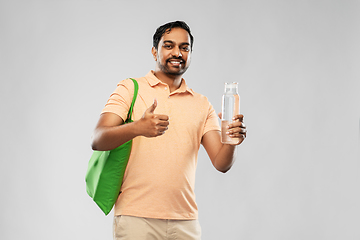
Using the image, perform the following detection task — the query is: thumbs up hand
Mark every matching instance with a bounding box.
[145,98,158,114]
[137,99,169,137]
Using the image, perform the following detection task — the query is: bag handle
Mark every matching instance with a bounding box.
[125,78,139,123]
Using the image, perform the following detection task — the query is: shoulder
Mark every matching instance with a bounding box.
[114,77,144,94]
[117,78,136,90]
[189,88,212,105]
[118,76,150,88]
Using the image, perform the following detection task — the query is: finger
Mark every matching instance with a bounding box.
[227,127,247,135]
[157,121,170,127]
[227,121,246,129]
[229,132,246,139]
[157,126,169,132]
[147,98,157,114]
[155,114,170,121]
[228,130,247,139]
[218,112,222,119]
[157,126,168,136]
[232,114,244,122]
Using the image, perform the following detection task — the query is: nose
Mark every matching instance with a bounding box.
[171,46,182,58]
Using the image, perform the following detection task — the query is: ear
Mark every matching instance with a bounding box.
[151,47,157,61]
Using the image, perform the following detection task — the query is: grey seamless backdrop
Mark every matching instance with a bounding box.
[1,0,359,239]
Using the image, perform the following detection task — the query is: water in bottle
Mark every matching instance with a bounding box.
[221,82,240,144]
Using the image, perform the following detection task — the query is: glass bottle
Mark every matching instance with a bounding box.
[221,82,240,144]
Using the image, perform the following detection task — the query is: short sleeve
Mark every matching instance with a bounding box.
[203,103,221,135]
[101,79,135,121]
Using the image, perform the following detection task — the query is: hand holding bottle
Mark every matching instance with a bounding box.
[221,82,246,144]
[225,114,247,145]
[218,112,247,145]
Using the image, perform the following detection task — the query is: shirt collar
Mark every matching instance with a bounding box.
[145,71,194,95]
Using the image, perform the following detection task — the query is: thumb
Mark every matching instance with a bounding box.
[147,98,157,114]
[218,112,222,119]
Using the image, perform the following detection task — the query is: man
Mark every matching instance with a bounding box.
[91,21,247,240]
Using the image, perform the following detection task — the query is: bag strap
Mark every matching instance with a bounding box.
[125,78,139,123]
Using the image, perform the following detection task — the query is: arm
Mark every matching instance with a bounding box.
[91,99,169,151]
[201,114,247,173]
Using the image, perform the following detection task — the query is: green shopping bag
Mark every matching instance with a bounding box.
[85,78,138,215]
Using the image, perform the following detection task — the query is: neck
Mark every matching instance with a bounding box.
[153,70,183,93]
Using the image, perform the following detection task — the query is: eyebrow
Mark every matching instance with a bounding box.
[163,40,190,46]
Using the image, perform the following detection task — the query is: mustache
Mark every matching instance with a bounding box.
[166,57,185,63]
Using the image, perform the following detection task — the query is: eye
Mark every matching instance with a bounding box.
[181,45,190,52]
[163,45,172,49]
[182,47,190,52]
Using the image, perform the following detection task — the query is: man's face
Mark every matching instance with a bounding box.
[152,27,192,76]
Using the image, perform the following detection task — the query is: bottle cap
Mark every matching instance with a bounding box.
[224,82,238,93]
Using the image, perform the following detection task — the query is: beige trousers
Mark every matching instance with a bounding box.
[113,215,201,240]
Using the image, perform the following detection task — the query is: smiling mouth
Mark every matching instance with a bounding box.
[167,59,184,66]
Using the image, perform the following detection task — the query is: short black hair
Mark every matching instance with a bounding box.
[153,21,194,50]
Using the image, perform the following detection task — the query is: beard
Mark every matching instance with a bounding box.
[158,57,189,76]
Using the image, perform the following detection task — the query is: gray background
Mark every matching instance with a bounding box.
[1,0,359,239]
